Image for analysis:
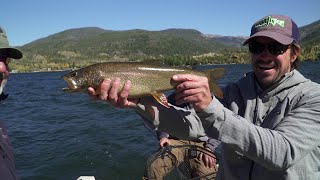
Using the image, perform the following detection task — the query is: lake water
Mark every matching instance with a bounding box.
[1,61,320,180]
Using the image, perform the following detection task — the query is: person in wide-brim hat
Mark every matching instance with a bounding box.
[0,26,23,59]
[0,26,22,179]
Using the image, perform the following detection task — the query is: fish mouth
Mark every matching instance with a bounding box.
[62,76,79,91]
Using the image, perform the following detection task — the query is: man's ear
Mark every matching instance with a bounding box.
[290,46,300,63]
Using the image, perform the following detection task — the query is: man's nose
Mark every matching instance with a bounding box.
[259,47,272,57]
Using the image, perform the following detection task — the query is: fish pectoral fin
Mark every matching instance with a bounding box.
[62,87,86,93]
[204,68,225,99]
[210,84,224,99]
[151,92,169,108]
[62,87,73,92]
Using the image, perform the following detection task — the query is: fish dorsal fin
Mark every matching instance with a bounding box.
[151,92,169,108]
[140,60,166,66]
[203,68,225,80]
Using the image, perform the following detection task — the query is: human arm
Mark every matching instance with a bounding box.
[159,137,171,148]
[88,72,320,170]
[197,79,320,170]
[154,131,170,148]
[87,74,213,110]
[171,72,320,170]
[198,138,220,168]
[87,78,206,139]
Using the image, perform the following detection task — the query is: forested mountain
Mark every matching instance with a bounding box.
[21,28,236,57]
[299,20,320,61]
[300,20,320,45]
[10,19,320,72]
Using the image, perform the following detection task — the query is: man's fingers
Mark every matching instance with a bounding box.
[118,80,131,107]
[99,79,111,100]
[108,78,120,104]
[198,152,203,161]
[173,75,202,93]
[175,88,203,102]
[207,156,213,168]
[87,87,97,96]
[172,74,198,82]
[87,78,138,108]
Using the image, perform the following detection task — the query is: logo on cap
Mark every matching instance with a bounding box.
[255,16,285,28]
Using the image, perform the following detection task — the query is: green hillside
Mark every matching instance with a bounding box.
[299,20,320,61]
[9,19,320,73]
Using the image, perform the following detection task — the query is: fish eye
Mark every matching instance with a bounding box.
[70,71,78,77]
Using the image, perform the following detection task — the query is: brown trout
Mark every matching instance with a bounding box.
[62,62,225,107]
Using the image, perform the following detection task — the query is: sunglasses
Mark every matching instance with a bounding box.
[248,41,290,55]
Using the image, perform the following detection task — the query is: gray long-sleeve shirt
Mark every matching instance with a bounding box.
[137,70,320,180]
[136,93,221,152]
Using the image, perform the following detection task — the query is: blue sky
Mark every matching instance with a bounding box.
[2,0,319,46]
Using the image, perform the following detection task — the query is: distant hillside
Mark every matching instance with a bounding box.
[14,28,249,72]
[299,20,320,61]
[300,20,320,46]
[10,19,320,72]
[21,28,234,57]
[205,35,247,47]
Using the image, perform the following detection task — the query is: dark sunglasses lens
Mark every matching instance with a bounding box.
[249,43,264,54]
[268,44,287,55]
[249,42,288,55]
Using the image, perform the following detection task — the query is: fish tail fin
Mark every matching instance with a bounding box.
[203,68,225,99]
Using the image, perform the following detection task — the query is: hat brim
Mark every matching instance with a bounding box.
[0,47,23,59]
[243,31,294,46]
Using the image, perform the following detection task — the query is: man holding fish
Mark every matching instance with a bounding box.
[63,14,320,179]
[62,62,223,178]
